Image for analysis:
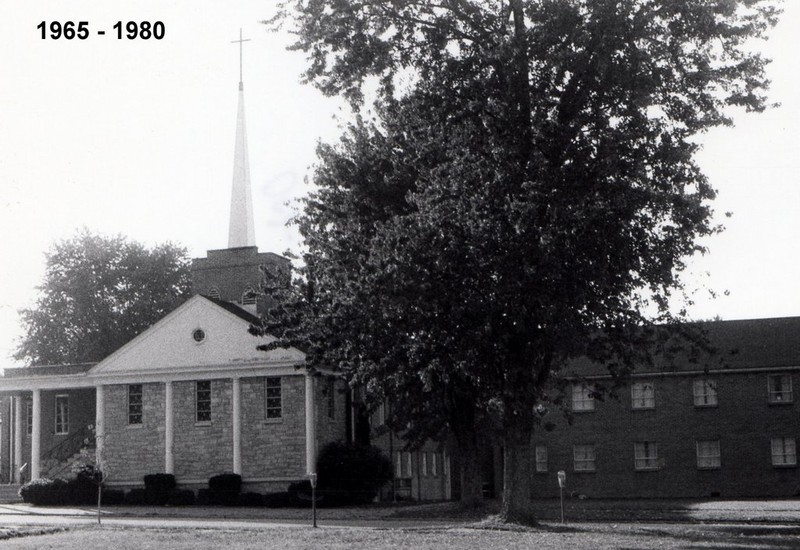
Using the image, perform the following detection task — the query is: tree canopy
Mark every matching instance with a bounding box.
[15,230,192,366]
[267,0,780,521]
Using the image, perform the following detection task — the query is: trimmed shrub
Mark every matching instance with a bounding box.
[237,492,264,507]
[196,488,212,506]
[124,488,148,506]
[263,492,293,508]
[143,473,176,492]
[287,479,313,508]
[69,466,102,505]
[208,473,242,506]
[19,478,69,506]
[143,473,176,505]
[316,442,393,506]
[167,489,196,506]
[101,489,125,505]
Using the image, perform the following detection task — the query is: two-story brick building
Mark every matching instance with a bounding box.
[531,316,800,498]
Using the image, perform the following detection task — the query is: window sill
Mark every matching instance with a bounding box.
[571,409,595,414]
[693,404,718,409]
[573,469,596,474]
[54,432,69,436]
[697,466,721,471]
[767,400,794,406]
[194,421,212,427]
[772,463,797,469]
[631,407,655,411]
[262,418,283,425]
[127,423,143,429]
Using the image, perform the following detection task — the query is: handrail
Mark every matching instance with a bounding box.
[40,425,95,470]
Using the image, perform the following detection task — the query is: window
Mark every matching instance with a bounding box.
[768,374,793,404]
[771,438,797,467]
[535,445,548,473]
[696,440,721,470]
[693,379,718,407]
[631,382,655,409]
[25,401,32,435]
[192,328,206,343]
[422,453,428,477]
[208,286,221,300]
[241,286,257,306]
[572,384,595,412]
[326,379,336,421]
[265,377,282,419]
[372,401,386,426]
[128,384,143,425]
[573,444,596,472]
[431,453,438,477]
[54,395,69,435]
[395,451,412,478]
[196,381,211,423]
[634,441,658,470]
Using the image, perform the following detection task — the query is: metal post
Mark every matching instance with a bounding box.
[309,473,318,528]
[557,470,566,524]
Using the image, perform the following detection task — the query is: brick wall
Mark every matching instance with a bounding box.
[531,371,800,498]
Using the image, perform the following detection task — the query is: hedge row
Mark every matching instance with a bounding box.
[20,442,393,508]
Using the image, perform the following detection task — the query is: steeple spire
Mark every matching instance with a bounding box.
[227,29,256,248]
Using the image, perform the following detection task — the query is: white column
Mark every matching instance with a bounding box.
[165,381,174,474]
[13,396,23,484]
[304,373,317,475]
[232,377,242,475]
[95,385,105,467]
[30,389,41,480]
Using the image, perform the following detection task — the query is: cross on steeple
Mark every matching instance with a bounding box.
[231,28,251,89]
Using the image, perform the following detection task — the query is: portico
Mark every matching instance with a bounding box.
[0,295,338,491]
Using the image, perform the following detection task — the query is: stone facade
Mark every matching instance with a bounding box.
[103,383,165,483]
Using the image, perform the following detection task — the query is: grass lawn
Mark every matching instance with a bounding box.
[1,524,800,549]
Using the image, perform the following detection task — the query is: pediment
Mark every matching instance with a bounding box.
[90,295,304,375]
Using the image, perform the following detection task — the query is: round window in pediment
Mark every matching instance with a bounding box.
[192,328,206,343]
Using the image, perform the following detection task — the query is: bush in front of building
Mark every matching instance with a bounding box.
[315,442,393,506]
[143,473,177,505]
[123,488,149,505]
[262,491,293,508]
[19,468,106,507]
[101,488,125,505]
[208,473,242,506]
[237,492,264,507]
[166,488,196,506]
[19,478,69,505]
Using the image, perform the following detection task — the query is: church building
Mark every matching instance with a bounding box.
[0,52,348,494]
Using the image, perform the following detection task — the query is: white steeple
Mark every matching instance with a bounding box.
[228,29,256,248]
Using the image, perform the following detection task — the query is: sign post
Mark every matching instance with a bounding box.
[309,473,318,528]
[557,470,566,524]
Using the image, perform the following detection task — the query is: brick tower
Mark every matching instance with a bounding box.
[191,30,290,315]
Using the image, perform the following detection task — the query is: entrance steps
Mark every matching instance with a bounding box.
[0,485,22,503]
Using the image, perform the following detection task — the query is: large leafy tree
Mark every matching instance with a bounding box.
[15,230,192,366]
[269,0,779,522]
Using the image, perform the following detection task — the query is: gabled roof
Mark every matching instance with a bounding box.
[0,295,304,388]
[203,296,261,325]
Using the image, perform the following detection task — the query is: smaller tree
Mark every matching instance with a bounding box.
[73,425,110,525]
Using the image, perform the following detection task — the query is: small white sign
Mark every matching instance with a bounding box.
[557,470,566,488]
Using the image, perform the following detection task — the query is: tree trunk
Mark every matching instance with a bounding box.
[456,428,483,507]
[499,418,535,525]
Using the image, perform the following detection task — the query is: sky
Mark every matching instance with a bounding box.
[0,1,798,368]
